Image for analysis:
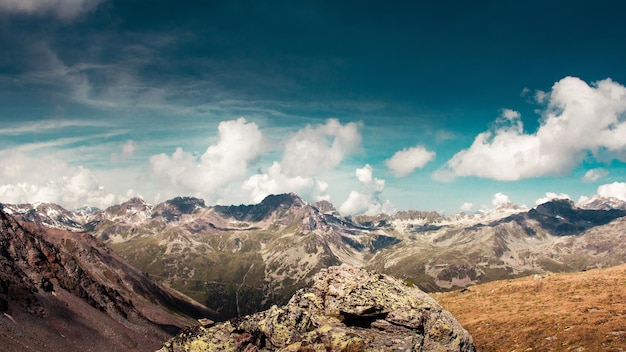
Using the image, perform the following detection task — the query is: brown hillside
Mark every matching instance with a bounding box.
[431,264,626,352]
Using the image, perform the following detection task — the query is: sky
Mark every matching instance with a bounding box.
[1,0,626,214]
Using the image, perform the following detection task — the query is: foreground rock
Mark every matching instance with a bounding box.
[160,265,476,351]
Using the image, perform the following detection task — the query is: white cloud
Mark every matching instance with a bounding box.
[435,76,626,181]
[149,118,263,200]
[240,118,363,205]
[338,191,370,216]
[492,192,511,207]
[535,192,571,205]
[281,119,361,177]
[582,168,609,183]
[535,90,548,104]
[242,162,329,204]
[435,130,456,143]
[501,108,521,120]
[0,0,103,20]
[339,164,394,216]
[111,140,137,163]
[0,150,116,209]
[597,182,626,201]
[385,145,435,177]
[0,119,110,135]
[460,202,473,212]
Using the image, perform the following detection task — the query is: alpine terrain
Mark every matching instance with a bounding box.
[3,193,626,321]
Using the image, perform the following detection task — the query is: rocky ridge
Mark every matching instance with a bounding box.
[160,265,476,352]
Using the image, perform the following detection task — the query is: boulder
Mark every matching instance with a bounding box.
[160,265,476,351]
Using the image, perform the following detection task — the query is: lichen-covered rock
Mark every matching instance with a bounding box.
[159,265,476,351]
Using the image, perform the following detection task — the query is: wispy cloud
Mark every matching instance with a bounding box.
[0,0,104,21]
[110,140,138,164]
[0,119,110,135]
[582,168,609,183]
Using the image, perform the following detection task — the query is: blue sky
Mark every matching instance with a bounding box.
[1,0,626,214]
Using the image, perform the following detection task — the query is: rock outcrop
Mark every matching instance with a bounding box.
[160,265,476,351]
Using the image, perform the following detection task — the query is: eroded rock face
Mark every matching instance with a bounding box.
[160,265,476,351]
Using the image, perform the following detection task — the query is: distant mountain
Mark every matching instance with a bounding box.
[577,195,626,210]
[0,209,218,352]
[86,193,393,319]
[371,198,626,291]
[0,202,84,231]
[4,194,626,322]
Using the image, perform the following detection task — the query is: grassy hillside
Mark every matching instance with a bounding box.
[431,264,626,351]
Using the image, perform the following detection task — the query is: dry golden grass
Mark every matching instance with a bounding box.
[431,264,626,352]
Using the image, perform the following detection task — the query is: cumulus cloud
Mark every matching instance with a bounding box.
[460,202,473,212]
[435,77,626,181]
[0,150,116,209]
[242,162,329,203]
[281,119,361,177]
[535,192,571,205]
[582,168,609,183]
[492,192,511,207]
[111,140,137,163]
[385,145,435,177]
[597,182,626,201]
[339,164,394,215]
[240,118,362,204]
[0,0,103,20]
[149,118,263,200]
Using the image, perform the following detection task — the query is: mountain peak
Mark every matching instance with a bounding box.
[214,193,307,222]
[533,198,576,216]
[259,192,305,207]
[313,199,338,214]
[164,196,206,213]
[149,196,205,222]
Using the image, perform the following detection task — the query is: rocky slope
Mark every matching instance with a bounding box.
[160,265,476,351]
[4,194,626,322]
[0,209,218,352]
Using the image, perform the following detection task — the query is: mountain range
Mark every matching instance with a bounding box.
[2,193,626,321]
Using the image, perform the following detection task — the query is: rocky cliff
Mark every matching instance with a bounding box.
[160,265,476,351]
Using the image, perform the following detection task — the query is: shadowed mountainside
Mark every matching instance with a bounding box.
[0,209,218,352]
